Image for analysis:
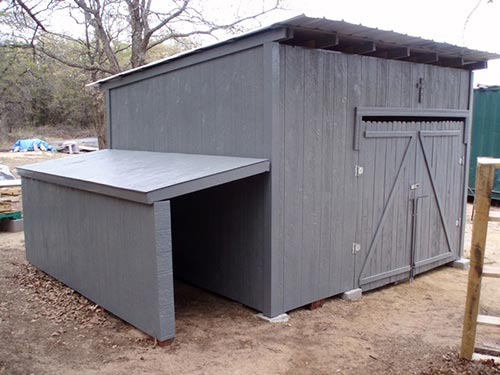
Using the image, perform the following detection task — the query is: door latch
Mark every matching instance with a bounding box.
[410,183,420,190]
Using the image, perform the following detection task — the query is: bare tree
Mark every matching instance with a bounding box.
[5,0,281,74]
[2,0,281,147]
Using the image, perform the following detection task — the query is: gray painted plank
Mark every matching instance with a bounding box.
[17,150,270,204]
[317,50,335,298]
[459,71,473,258]
[171,174,268,313]
[22,178,175,340]
[400,63,413,108]
[110,47,268,159]
[266,42,285,317]
[342,51,361,290]
[283,46,305,310]
[327,52,345,293]
[101,42,473,316]
[301,48,324,303]
[154,201,175,339]
[386,60,403,107]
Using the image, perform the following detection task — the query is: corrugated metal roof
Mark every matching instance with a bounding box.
[280,15,499,61]
[92,14,500,87]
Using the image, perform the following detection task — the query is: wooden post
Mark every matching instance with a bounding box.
[460,160,496,359]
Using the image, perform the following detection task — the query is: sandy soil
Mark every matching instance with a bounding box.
[1,152,499,375]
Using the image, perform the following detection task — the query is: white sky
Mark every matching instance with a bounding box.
[210,0,500,86]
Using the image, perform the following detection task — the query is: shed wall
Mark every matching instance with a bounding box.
[109,46,268,158]
[108,46,274,315]
[171,174,267,312]
[106,42,471,316]
[22,178,175,340]
[275,45,470,311]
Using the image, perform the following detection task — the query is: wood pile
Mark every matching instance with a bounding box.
[0,186,21,213]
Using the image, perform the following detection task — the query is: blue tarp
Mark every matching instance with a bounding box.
[11,138,56,152]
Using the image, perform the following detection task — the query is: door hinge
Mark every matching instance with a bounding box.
[459,156,464,165]
[456,218,461,227]
[355,165,364,177]
[352,242,361,254]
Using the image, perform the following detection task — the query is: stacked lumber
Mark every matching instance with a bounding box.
[0,185,21,213]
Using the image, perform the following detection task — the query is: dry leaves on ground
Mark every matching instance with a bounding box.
[419,353,500,375]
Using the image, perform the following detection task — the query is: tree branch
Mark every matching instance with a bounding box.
[37,45,116,75]
[145,0,189,37]
[12,0,47,32]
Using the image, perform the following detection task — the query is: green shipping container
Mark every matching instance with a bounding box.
[470,86,500,200]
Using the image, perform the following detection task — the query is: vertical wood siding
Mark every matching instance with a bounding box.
[109,47,268,159]
[107,42,470,315]
[108,46,274,315]
[171,174,267,312]
[22,178,175,340]
[276,45,469,311]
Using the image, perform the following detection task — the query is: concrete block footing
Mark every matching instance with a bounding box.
[256,313,289,323]
[449,258,470,271]
[342,288,362,301]
[0,219,23,233]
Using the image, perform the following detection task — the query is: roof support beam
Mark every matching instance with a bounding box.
[405,52,439,64]
[435,57,465,68]
[286,31,339,49]
[448,57,465,67]
[464,61,488,70]
[387,47,410,59]
[369,47,409,59]
[314,33,339,49]
[336,41,376,55]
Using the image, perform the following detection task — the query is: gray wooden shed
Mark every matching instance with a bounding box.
[18,15,500,341]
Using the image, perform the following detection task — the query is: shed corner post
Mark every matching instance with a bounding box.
[459,70,475,259]
[105,89,113,149]
[263,41,285,317]
[153,200,176,340]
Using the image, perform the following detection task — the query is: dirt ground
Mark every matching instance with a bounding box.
[1,152,500,375]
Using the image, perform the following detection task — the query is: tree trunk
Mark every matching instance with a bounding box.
[89,88,107,149]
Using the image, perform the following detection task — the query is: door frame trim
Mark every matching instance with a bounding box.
[354,107,470,150]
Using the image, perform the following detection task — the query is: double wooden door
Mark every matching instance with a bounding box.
[355,120,465,288]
